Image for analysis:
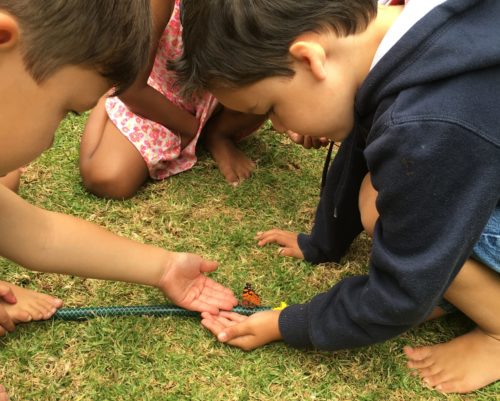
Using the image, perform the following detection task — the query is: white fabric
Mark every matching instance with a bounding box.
[371,0,447,69]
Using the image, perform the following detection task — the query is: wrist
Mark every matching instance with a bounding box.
[269,310,283,342]
[153,250,178,289]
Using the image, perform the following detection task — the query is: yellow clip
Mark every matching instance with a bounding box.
[272,302,288,311]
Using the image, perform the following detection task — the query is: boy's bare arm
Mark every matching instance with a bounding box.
[0,186,237,313]
[118,0,198,141]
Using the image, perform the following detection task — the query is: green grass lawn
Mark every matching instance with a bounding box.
[0,114,497,401]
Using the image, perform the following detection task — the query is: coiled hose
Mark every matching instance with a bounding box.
[52,305,271,321]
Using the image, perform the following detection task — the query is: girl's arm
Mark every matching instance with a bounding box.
[118,0,198,144]
[0,185,237,313]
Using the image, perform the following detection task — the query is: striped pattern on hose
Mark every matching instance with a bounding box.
[52,305,271,321]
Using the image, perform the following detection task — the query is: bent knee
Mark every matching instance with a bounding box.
[80,162,142,200]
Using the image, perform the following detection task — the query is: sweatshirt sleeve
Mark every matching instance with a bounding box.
[298,130,366,264]
[280,120,500,350]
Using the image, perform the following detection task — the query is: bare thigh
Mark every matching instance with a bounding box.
[358,173,379,236]
[444,258,500,336]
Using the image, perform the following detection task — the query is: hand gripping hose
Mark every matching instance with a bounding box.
[51,304,272,321]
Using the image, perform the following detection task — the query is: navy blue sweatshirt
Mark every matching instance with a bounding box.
[279,0,500,350]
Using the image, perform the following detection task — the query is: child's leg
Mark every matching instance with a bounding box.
[358,173,379,237]
[200,107,265,185]
[0,280,63,328]
[404,258,500,393]
[0,169,22,193]
[79,97,149,199]
[360,174,500,393]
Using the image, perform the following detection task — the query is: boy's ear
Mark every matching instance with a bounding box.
[289,40,327,81]
[0,13,19,49]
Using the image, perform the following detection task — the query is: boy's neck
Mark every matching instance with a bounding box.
[330,4,404,89]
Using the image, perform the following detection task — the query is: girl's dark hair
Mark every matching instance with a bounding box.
[0,0,152,93]
[171,0,377,95]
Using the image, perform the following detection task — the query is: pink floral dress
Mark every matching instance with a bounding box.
[105,0,217,179]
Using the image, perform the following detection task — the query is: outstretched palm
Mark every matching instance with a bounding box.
[158,253,237,314]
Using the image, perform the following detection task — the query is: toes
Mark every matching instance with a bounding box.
[25,302,54,321]
[36,293,63,308]
[417,364,442,379]
[404,345,433,361]
[27,299,59,320]
[434,380,466,394]
[222,169,239,185]
[422,371,450,389]
[52,298,64,308]
[407,357,434,370]
[11,310,32,323]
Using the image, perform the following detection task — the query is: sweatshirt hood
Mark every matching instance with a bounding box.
[357,0,500,118]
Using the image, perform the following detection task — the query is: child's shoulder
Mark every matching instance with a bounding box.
[152,0,176,31]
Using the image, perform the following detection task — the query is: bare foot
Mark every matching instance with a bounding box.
[207,136,255,185]
[0,384,8,401]
[0,281,63,324]
[404,328,500,393]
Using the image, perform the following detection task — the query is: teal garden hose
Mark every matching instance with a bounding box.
[51,304,272,321]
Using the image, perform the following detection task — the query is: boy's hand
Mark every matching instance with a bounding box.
[286,130,330,149]
[255,229,304,259]
[158,253,238,315]
[0,284,17,335]
[201,310,282,351]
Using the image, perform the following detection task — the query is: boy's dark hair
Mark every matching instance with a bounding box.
[0,0,152,93]
[171,0,377,95]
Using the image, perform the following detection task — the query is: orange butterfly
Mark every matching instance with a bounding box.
[241,282,261,308]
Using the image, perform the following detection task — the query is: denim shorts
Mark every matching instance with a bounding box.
[439,205,500,313]
[470,205,500,273]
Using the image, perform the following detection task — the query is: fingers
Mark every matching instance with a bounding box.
[217,310,248,323]
[286,130,304,144]
[201,311,281,351]
[197,281,238,309]
[311,137,327,149]
[201,311,241,336]
[286,131,331,150]
[201,312,252,348]
[189,300,220,315]
[187,280,238,314]
[0,284,16,305]
[255,229,297,247]
[319,137,331,147]
[0,306,15,333]
[191,295,235,315]
[203,278,237,298]
[199,259,219,274]
[255,229,304,259]
[302,136,313,149]
[278,246,304,259]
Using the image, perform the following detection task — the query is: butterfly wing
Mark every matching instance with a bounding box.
[241,282,261,308]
